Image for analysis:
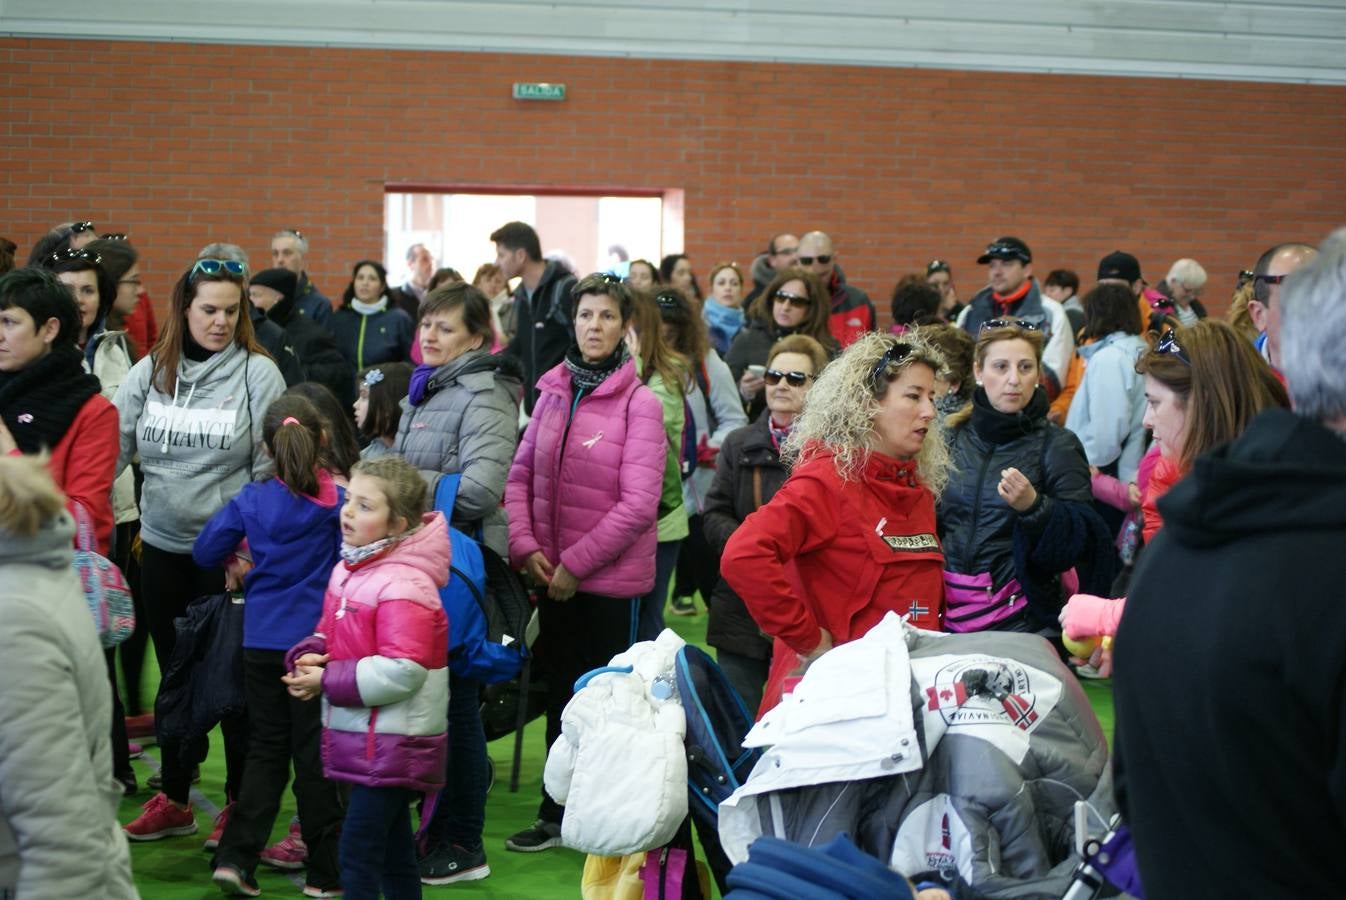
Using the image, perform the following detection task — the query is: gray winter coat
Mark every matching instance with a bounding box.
[396,349,522,556]
[0,513,139,899]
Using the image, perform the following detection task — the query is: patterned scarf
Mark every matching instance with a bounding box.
[564,343,627,394]
[340,524,420,567]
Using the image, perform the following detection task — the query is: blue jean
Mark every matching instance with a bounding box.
[421,673,488,852]
[637,540,682,642]
[340,785,421,900]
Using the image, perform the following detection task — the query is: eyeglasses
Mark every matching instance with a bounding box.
[1252,273,1287,285]
[870,342,913,392]
[798,255,832,266]
[69,221,96,234]
[102,232,129,241]
[770,245,798,256]
[980,317,1041,334]
[926,259,951,275]
[763,369,813,387]
[191,258,248,279]
[47,248,101,265]
[773,290,810,309]
[1155,330,1191,365]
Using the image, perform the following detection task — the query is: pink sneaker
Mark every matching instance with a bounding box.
[124,793,197,842]
[259,820,307,871]
[127,741,144,760]
[202,802,233,851]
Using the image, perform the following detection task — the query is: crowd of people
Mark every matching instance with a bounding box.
[0,214,1343,899]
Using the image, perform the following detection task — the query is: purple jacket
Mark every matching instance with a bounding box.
[286,513,450,792]
[505,358,665,598]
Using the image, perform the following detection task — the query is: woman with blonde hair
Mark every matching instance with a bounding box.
[722,332,947,713]
[0,454,139,899]
[938,322,1112,637]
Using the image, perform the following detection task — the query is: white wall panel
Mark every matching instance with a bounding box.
[3,0,1345,84]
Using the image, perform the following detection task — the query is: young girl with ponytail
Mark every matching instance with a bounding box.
[193,394,347,898]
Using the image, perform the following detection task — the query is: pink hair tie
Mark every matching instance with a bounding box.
[281,416,300,426]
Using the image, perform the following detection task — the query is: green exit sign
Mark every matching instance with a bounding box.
[513,82,566,102]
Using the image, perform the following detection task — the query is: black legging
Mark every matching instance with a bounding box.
[113,520,151,716]
[673,513,720,601]
[140,541,248,804]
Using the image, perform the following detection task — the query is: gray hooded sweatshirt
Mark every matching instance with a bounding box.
[113,343,285,554]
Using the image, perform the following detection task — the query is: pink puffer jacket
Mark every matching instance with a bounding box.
[505,359,666,598]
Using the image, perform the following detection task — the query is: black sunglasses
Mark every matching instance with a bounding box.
[926,259,950,275]
[982,242,1030,263]
[980,317,1042,334]
[191,258,248,279]
[764,369,813,387]
[102,232,129,241]
[1155,330,1191,365]
[1237,269,1255,288]
[870,342,914,392]
[655,291,683,310]
[798,255,832,266]
[773,290,810,308]
[69,221,96,234]
[47,247,101,265]
[1252,273,1287,285]
[281,227,305,241]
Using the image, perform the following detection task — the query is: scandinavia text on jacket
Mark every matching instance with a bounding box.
[504,357,666,599]
[0,512,139,899]
[286,512,451,793]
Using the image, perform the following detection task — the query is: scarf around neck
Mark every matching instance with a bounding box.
[340,524,420,567]
[0,345,102,454]
[702,299,745,353]
[969,385,1049,445]
[564,343,627,394]
[351,296,388,316]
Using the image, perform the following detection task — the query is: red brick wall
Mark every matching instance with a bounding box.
[5,37,1344,322]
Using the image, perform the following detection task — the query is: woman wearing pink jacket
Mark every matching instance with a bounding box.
[503,273,666,853]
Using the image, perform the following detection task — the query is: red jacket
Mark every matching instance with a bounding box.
[51,395,120,555]
[826,274,876,349]
[122,292,159,361]
[722,448,944,713]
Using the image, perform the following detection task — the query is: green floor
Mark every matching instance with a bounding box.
[121,607,1115,898]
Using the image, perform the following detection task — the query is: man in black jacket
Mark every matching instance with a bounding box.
[493,221,576,415]
[1112,228,1346,898]
[249,267,355,408]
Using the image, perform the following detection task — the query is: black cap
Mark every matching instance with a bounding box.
[1097,251,1142,284]
[249,267,297,303]
[977,236,1032,265]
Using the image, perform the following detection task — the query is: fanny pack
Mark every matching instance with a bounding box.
[942,570,1025,633]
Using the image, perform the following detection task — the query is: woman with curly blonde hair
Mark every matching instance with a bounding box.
[721,332,948,714]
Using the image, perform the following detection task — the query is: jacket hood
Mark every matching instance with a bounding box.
[749,253,774,287]
[1159,408,1346,548]
[428,349,524,395]
[176,340,247,388]
[0,511,75,570]
[1076,331,1145,361]
[371,511,451,587]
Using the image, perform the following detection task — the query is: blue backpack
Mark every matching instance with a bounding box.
[674,645,762,830]
[433,474,529,685]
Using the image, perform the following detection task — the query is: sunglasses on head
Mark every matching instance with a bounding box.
[1155,330,1191,365]
[102,232,129,241]
[48,247,101,265]
[282,227,305,240]
[1237,269,1255,288]
[982,242,1030,263]
[69,221,96,234]
[798,255,832,266]
[926,259,950,275]
[764,369,813,387]
[773,290,810,309]
[191,258,248,279]
[870,341,914,392]
[979,317,1042,334]
[655,291,684,310]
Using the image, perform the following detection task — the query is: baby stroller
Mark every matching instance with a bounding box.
[717,613,1129,899]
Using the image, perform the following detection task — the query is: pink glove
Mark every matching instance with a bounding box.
[1060,594,1126,640]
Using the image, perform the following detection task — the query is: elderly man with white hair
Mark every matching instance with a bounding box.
[1159,258,1209,325]
[1111,227,1346,897]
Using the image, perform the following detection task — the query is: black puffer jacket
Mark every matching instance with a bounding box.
[267,293,356,409]
[938,387,1093,613]
[702,413,789,659]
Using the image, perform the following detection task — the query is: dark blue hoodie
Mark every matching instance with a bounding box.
[193,471,343,651]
